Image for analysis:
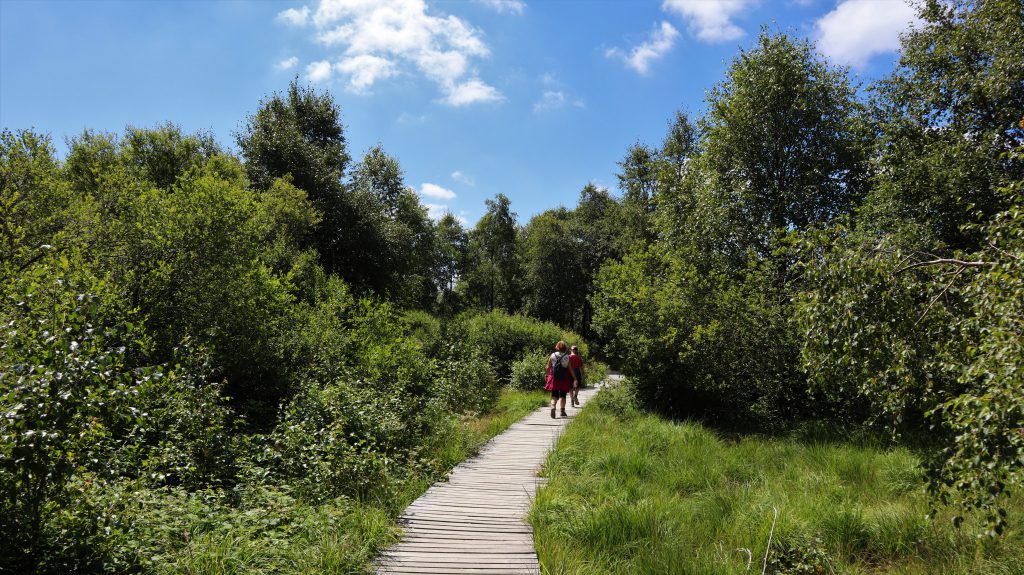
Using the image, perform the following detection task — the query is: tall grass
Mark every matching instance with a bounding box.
[530,383,1024,575]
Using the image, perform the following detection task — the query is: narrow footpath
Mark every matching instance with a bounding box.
[376,385,602,575]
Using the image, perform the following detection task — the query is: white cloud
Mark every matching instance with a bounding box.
[815,0,919,68]
[275,56,299,71]
[305,60,334,82]
[306,60,334,82]
[444,78,504,106]
[607,21,680,75]
[662,0,751,42]
[421,182,457,200]
[294,0,501,105]
[397,112,431,124]
[534,90,565,112]
[475,0,526,15]
[451,170,475,186]
[277,6,310,26]
[336,54,396,90]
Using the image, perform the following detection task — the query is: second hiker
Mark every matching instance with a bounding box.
[569,345,585,407]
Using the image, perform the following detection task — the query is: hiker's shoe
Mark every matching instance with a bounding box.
[550,407,556,419]
[561,410,568,418]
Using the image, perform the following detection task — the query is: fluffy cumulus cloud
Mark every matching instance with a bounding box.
[336,54,397,91]
[277,6,311,26]
[474,0,526,15]
[306,60,333,82]
[420,182,457,200]
[278,0,503,105]
[815,0,919,68]
[607,21,680,75]
[662,0,751,43]
[445,78,503,106]
[275,56,299,71]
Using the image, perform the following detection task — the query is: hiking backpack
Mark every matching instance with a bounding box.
[551,352,570,379]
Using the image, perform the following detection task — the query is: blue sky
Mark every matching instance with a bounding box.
[1,0,918,226]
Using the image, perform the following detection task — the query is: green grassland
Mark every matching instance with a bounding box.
[530,384,1024,575]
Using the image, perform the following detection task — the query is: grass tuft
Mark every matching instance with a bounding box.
[531,380,1024,574]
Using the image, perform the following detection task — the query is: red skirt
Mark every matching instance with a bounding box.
[545,373,572,392]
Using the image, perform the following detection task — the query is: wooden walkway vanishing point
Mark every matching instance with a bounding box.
[376,384,604,575]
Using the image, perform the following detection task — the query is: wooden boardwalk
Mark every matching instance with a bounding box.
[376,386,599,575]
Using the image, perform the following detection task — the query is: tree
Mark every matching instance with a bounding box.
[701,30,866,254]
[0,129,71,281]
[569,184,623,337]
[659,109,698,177]
[616,143,659,246]
[590,32,867,426]
[796,156,1024,534]
[350,144,405,217]
[237,80,350,196]
[347,145,437,305]
[864,0,1024,251]
[434,213,468,313]
[389,188,437,307]
[464,194,521,312]
[519,207,583,330]
[121,123,220,189]
[236,80,359,277]
[794,0,1024,533]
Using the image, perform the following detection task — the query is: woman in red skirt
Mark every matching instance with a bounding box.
[545,340,577,418]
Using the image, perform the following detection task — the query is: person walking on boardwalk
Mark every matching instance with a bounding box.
[546,340,576,418]
[569,345,585,407]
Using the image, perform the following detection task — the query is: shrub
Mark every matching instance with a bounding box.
[433,351,499,415]
[268,285,446,502]
[509,352,550,391]
[0,249,154,571]
[132,346,237,489]
[585,359,610,386]
[591,245,803,429]
[592,378,640,420]
[0,249,236,572]
[453,310,588,384]
[402,309,442,356]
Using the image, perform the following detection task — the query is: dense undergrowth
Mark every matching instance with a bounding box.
[531,381,1024,575]
[0,114,595,571]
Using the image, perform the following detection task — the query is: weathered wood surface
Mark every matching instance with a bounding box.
[376,386,600,575]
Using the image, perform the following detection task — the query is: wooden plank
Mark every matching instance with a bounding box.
[376,385,603,574]
[376,564,536,568]
[381,552,539,561]
[381,561,539,568]
[380,564,540,568]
